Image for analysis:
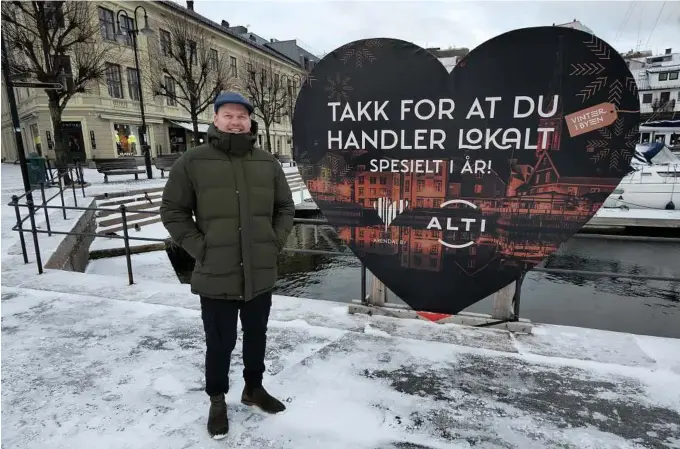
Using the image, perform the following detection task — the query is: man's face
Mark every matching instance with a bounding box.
[214,103,251,134]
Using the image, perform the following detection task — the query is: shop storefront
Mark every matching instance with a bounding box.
[114,123,143,156]
[166,120,208,153]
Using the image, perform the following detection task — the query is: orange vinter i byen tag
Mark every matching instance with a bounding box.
[564,102,618,137]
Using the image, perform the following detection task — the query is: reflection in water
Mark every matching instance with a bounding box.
[169,220,680,338]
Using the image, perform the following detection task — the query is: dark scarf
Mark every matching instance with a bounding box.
[207,123,256,157]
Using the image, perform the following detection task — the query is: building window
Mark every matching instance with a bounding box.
[160,29,172,56]
[358,176,364,183]
[98,7,116,41]
[416,198,424,208]
[230,56,238,77]
[126,68,140,101]
[433,199,441,208]
[119,16,134,46]
[165,76,176,106]
[670,71,679,81]
[54,55,74,91]
[186,40,197,65]
[659,72,668,81]
[247,62,254,80]
[114,124,139,156]
[30,123,42,155]
[210,48,218,70]
[358,187,364,196]
[369,177,376,184]
[404,180,410,191]
[474,184,483,194]
[642,93,653,103]
[105,64,123,98]
[45,1,65,28]
[435,180,442,191]
[417,180,424,191]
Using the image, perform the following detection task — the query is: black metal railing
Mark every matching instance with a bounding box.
[7,177,680,327]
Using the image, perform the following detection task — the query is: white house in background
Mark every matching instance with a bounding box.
[626,48,680,121]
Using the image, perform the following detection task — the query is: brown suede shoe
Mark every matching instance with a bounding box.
[241,385,286,414]
[207,394,228,439]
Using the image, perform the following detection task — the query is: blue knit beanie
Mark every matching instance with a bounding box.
[214,91,254,114]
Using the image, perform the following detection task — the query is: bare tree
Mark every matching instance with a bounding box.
[1,1,119,182]
[147,13,237,147]
[283,71,313,132]
[241,53,293,153]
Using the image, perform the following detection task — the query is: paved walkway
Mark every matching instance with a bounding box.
[2,276,679,449]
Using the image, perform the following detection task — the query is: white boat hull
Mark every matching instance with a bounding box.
[601,143,680,210]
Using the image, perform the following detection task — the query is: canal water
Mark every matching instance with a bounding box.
[171,219,680,339]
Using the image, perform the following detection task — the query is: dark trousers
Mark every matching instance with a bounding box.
[200,291,272,397]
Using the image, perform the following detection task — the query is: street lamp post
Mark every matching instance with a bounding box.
[116,6,154,179]
[1,32,33,199]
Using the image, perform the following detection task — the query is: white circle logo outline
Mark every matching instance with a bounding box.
[436,199,479,249]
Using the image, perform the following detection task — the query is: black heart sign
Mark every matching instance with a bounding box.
[292,26,640,315]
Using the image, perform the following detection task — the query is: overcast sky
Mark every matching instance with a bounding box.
[188,0,680,57]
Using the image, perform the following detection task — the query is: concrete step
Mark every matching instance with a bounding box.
[97,216,164,236]
[97,200,161,218]
[98,192,163,208]
[98,186,165,203]
[98,207,160,228]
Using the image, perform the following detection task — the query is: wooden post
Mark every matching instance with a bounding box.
[366,270,387,306]
[491,281,516,320]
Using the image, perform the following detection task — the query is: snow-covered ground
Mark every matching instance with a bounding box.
[2,163,680,449]
[3,276,680,449]
[86,251,180,284]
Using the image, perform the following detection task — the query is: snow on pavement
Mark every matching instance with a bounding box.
[2,281,680,449]
[85,251,180,284]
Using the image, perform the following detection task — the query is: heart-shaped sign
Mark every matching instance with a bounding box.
[292,26,640,314]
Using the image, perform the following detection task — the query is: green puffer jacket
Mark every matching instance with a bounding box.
[159,124,295,301]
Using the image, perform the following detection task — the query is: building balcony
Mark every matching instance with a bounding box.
[652,99,678,112]
[642,99,680,114]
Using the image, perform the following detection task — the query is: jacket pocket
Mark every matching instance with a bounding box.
[183,231,207,263]
[269,227,283,252]
[199,235,208,264]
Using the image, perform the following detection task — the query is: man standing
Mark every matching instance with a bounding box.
[160,91,295,439]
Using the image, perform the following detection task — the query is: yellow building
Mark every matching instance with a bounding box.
[1,0,306,164]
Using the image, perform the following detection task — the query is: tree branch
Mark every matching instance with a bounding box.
[146,12,237,124]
